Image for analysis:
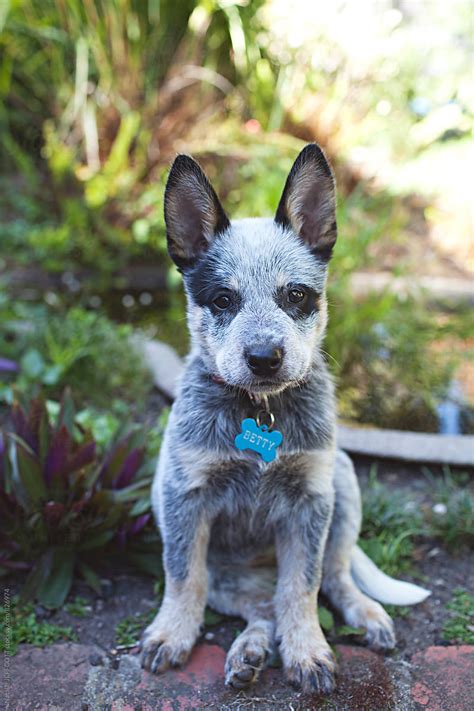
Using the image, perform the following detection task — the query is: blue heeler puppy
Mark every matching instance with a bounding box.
[141,144,430,694]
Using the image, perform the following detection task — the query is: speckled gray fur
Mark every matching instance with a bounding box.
[141,145,398,695]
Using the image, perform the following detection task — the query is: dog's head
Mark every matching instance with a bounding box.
[164,144,337,395]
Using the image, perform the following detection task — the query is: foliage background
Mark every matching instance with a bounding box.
[1,0,472,433]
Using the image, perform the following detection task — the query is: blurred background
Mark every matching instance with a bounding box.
[1,0,473,434]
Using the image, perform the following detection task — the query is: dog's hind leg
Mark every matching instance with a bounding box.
[322,450,396,650]
[208,564,276,689]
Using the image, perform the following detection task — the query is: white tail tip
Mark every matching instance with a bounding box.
[351,546,431,606]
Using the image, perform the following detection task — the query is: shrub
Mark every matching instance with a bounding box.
[0,299,152,410]
[326,190,456,431]
[0,391,158,608]
[0,0,271,274]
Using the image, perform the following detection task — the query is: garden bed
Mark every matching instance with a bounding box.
[2,459,473,710]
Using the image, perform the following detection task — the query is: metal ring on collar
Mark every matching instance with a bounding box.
[256,409,275,430]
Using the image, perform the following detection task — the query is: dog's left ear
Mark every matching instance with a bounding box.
[164,154,230,271]
[275,143,337,260]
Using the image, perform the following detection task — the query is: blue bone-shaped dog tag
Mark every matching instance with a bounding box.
[235,418,283,463]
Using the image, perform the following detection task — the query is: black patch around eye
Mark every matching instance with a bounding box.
[186,253,241,319]
[276,284,320,319]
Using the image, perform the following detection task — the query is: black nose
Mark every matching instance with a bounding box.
[245,346,283,377]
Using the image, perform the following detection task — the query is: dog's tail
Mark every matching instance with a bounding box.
[351,545,431,605]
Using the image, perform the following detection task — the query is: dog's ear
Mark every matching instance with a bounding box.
[275,144,337,260]
[164,154,230,270]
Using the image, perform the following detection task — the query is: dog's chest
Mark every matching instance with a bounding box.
[208,457,276,557]
[206,450,309,552]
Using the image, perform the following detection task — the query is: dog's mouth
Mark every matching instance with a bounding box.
[212,373,290,394]
[213,369,310,395]
[245,377,297,396]
[249,379,284,391]
[245,369,312,395]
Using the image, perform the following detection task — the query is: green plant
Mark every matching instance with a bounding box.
[64,596,91,618]
[360,467,424,576]
[115,610,154,648]
[359,466,474,579]
[0,298,152,410]
[325,190,456,433]
[442,589,474,645]
[0,0,272,275]
[0,390,157,608]
[204,607,226,626]
[383,604,411,620]
[0,595,75,655]
[424,468,474,550]
[316,605,365,641]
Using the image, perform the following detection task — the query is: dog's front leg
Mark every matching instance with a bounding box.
[141,486,209,673]
[274,457,335,694]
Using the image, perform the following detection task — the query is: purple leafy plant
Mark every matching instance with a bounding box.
[0,390,158,608]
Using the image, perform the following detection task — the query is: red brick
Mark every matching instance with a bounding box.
[333,645,396,711]
[411,645,474,711]
[0,642,95,711]
[138,644,226,709]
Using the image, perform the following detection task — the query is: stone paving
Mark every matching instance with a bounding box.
[2,640,473,710]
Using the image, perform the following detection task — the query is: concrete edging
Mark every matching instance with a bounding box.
[338,424,474,468]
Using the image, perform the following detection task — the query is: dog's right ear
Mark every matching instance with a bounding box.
[164,155,230,271]
[275,143,337,261]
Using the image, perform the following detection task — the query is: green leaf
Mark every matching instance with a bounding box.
[335,625,366,637]
[38,411,50,465]
[37,550,75,609]
[126,551,161,577]
[129,497,151,517]
[77,530,114,551]
[100,441,129,486]
[20,555,53,604]
[9,437,47,507]
[0,439,13,495]
[42,365,64,385]
[204,607,226,626]
[318,606,334,632]
[30,397,51,465]
[21,349,45,378]
[112,480,151,503]
[83,462,103,490]
[77,561,102,594]
[58,388,75,435]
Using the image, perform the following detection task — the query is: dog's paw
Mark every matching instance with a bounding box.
[279,629,336,695]
[225,623,272,689]
[284,652,336,695]
[345,599,396,651]
[364,610,396,651]
[141,638,192,673]
[140,617,197,674]
[225,649,268,690]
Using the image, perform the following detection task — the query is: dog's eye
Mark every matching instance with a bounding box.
[288,288,305,304]
[213,294,231,310]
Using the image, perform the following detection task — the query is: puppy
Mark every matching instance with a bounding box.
[141,144,430,694]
